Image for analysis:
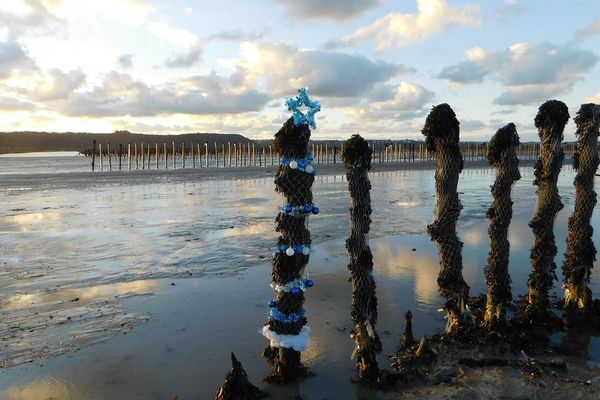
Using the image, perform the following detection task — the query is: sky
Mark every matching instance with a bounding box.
[0,0,599,141]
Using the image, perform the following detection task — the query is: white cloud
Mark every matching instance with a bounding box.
[0,0,61,39]
[237,42,413,98]
[46,0,154,27]
[27,68,85,101]
[341,0,481,52]
[437,42,598,105]
[62,71,270,117]
[148,22,198,48]
[344,81,435,121]
[577,15,600,38]
[586,92,600,103]
[274,0,379,21]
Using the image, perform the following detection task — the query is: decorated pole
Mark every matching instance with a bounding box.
[562,104,600,322]
[483,123,521,328]
[342,134,381,381]
[422,104,471,333]
[262,88,320,383]
[524,100,569,320]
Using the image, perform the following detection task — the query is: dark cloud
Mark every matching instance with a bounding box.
[437,43,598,105]
[63,71,270,117]
[164,42,203,68]
[0,41,36,78]
[0,95,36,111]
[460,119,485,130]
[117,54,134,69]
[274,0,379,21]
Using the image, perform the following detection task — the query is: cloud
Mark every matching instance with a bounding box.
[437,43,598,105]
[148,22,198,48]
[0,41,36,79]
[238,42,413,98]
[27,68,85,101]
[117,54,133,69]
[0,0,62,39]
[340,0,481,52]
[164,41,203,68]
[274,0,379,21]
[62,71,270,117]
[46,0,154,27]
[0,95,36,111]
[207,28,269,42]
[587,92,600,103]
[494,0,527,23]
[460,119,485,130]
[345,81,435,121]
[577,15,600,38]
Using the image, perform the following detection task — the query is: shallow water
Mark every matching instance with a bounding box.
[1,163,599,399]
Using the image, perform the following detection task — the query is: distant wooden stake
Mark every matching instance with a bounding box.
[99,143,103,171]
[228,142,231,167]
[119,144,123,170]
[92,139,96,171]
[172,141,176,169]
[155,142,159,169]
[128,143,131,170]
[205,143,208,168]
[107,143,112,170]
[182,142,186,168]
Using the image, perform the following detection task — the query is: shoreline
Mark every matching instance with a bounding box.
[0,159,547,192]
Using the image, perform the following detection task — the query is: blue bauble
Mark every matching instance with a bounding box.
[305,279,314,288]
[303,204,312,213]
[284,204,293,213]
[291,287,301,295]
[312,207,320,215]
[269,299,277,308]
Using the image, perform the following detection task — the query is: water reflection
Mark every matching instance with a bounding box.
[4,377,88,400]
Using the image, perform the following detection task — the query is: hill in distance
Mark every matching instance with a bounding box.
[0,131,255,154]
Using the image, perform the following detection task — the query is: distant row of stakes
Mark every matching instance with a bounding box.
[215,94,600,398]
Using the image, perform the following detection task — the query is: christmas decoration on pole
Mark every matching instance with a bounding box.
[422,103,472,334]
[342,134,382,382]
[524,100,569,321]
[261,88,320,383]
[562,103,600,323]
[483,123,521,328]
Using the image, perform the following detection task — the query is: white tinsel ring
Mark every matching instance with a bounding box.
[261,325,310,351]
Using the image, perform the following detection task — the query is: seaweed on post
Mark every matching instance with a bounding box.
[562,104,600,323]
[422,103,472,334]
[342,134,381,382]
[524,100,569,321]
[261,88,320,383]
[483,123,521,328]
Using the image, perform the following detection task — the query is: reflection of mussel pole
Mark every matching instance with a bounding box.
[562,104,600,321]
[342,134,381,381]
[525,100,569,319]
[422,104,470,333]
[483,123,521,327]
[262,117,313,382]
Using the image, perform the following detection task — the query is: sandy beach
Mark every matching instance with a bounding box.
[1,159,600,399]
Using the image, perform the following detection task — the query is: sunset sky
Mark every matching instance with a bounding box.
[1,0,599,141]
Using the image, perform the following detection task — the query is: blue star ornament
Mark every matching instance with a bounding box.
[285,87,321,129]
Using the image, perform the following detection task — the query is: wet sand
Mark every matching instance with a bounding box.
[2,160,599,399]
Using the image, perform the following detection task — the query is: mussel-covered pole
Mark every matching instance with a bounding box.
[342,134,381,381]
[215,353,266,400]
[525,100,569,319]
[262,88,320,383]
[483,123,521,327]
[562,104,600,321]
[422,104,470,333]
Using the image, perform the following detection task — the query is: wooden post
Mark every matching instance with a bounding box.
[128,143,131,170]
[197,143,201,168]
[270,144,273,166]
[234,143,238,167]
[155,142,159,169]
[147,142,150,168]
[172,141,176,169]
[119,144,123,170]
[205,143,209,168]
[182,142,186,168]
[228,142,231,167]
[107,143,112,170]
[134,143,138,169]
[141,141,145,169]
[164,142,167,169]
[92,139,97,171]
[99,142,103,171]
